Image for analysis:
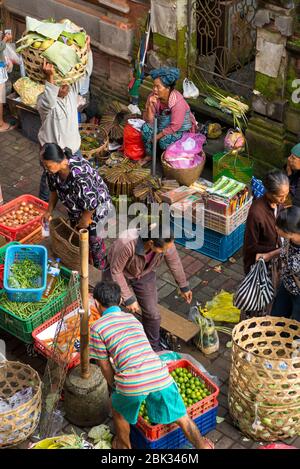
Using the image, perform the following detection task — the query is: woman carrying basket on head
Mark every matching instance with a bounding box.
[41,143,112,270]
[141,67,197,164]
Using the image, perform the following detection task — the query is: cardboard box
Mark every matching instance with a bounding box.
[160,186,197,205]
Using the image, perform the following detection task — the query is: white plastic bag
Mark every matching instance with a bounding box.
[4,43,21,65]
[183,78,199,99]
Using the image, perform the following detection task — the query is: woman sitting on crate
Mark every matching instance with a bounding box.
[41,143,112,270]
[141,67,197,163]
[242,169,289,317]
[90,280,214,450]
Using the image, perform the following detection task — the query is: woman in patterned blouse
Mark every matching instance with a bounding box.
[42,143,112,270]
[271,206,300,321]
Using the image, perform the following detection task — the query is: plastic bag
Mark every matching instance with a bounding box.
[260,443,297,450]
[165,133,206,158]
[4,43,21,65]
[13,77,45,106]
[224,128,245,151]
[202,291,240,323]
[123,123,145,161]
[164,151,205,169]
[183,78,199,99]
[188,306,219,355]
[251,176,266,199]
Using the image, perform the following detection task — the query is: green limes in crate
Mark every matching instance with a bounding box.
[171,367,211,408]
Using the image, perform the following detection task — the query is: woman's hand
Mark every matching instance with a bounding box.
[77,211,93,230]
[3,33,12,43]
[256,253,268,262]
[43,59,55,82]
[181,290,193,304]
[86,35,91,51]
[149,94,158,106]
[43,210,52,223]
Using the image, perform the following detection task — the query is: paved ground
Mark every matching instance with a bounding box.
[0,128,299,450]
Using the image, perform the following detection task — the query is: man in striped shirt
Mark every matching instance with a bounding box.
[90,280,214,450]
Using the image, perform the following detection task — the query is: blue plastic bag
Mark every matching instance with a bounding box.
[251,176,265,199]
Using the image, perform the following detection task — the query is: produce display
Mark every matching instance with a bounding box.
[13,77,45,107]
[80,133,101,152]
[32,434,93,449]
[139,366,212,424]
[0,275,67,319]
[8,258,42,289]
[99,159,150,196]
[0,201,42,228]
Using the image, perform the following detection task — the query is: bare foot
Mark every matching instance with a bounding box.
[199,437,214,449]
[112,436,131,449]
[138,156,152,166]
[0,122,14,132]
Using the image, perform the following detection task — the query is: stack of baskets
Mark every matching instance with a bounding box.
[0,361,41,448]
[130,359,219,449]
[229,316,300,441]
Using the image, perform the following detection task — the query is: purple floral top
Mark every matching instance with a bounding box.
[47,155,112,224]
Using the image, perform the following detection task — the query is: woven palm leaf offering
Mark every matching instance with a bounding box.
[16,16,88,85]
[99,159,150,196]
[100,101,130,140]
[133,178,179,204]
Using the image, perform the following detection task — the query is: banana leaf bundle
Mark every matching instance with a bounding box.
[100,101,130,140]
[99,159,150,196]
[133,178,179,204]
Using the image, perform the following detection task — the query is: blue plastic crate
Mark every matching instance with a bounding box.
[4,244,48,302]
[130,406,218,449]
[171,218,245,262]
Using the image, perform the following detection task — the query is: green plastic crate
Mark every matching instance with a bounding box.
[0,241,20,264]
[0,266,78,344]
[213,151,253,184]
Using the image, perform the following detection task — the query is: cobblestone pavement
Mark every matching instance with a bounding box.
[1,129,299,450]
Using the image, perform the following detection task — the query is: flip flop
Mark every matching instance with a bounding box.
[0,123,15,132]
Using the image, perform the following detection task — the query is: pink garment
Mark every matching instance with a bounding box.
[144,90,197,136]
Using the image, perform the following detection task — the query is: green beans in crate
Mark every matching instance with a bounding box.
[0,267,78,343]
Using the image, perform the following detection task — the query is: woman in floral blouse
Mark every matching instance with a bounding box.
[271,206,300,321]
[42,143,112,270]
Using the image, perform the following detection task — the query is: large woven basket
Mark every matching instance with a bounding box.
[0,361,42,448]
[21,39,88,86]
[161,151,206,186]
[79,124,109,160]
[229,316,300,441]
[50,217,80,271]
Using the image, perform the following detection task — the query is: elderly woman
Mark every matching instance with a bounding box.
[242,169,289,317]
[42,143,112,270]
[271,206,300,321]
[141,67,197,161]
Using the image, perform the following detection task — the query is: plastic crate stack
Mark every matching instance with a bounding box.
[172,177,252,262]
[130,359,219,449]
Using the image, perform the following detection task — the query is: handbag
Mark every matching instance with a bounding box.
[234,258,274,312]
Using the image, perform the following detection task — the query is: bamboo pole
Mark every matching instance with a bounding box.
[152,117,158,177]
[79,229,90,379]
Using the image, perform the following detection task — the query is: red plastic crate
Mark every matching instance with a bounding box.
[32,296,100,369]
[136,358,219,441]
[0,195,48,241]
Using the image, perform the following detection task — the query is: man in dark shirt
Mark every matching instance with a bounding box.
[286,143,300,207]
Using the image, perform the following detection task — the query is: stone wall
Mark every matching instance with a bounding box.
[2,0,149,112]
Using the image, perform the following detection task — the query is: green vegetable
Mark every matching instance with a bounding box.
[8,259,42,289]
[1,276,67,319]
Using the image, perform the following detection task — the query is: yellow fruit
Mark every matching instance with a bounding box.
[39,39,54,51]
[32,41,42,49]
[67,39,74,46]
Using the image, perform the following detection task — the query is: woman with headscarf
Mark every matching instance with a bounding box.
[141,67,197,161]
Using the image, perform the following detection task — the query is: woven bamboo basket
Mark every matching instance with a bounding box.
[50,217,80,271]
[79,124,109,160]
[0,361,42,448]
[21,39,88,86]
[229,316,300,441]
[161,151,206,186]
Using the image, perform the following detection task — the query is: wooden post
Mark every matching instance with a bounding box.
[80,229,90,379]
[152,117,158,177]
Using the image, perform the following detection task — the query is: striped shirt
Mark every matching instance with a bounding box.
[89,306,173,396]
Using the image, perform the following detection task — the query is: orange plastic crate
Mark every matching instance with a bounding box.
[0,195,48,241]
[136,358,219,441]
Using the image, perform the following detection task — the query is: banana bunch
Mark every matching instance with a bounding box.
[32,39,54,50]
[16,34,54,53]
